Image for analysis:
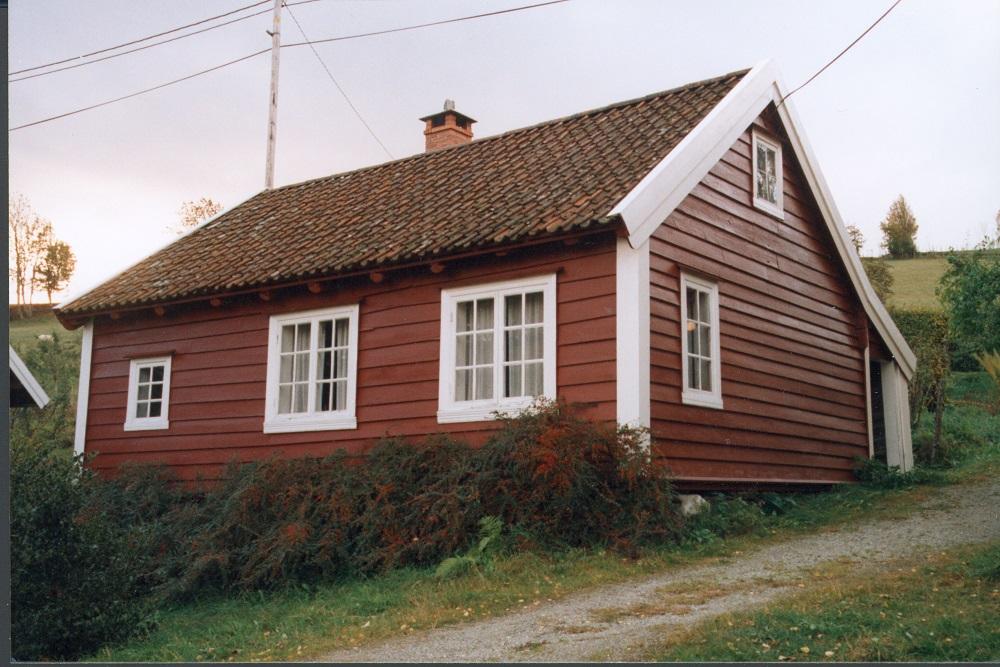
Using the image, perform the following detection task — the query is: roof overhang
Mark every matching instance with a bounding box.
[608,60,917,380]
[9,345,50,408]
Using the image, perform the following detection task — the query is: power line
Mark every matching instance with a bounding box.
[283,0,570,49]
[9,0,328,84]
[10,50,269,132]
[9,0,572,132]
[283,1,394,159]
[780,0,904,105]
[10,1,273,76]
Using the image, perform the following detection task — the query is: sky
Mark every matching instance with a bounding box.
[8,0,1000,303]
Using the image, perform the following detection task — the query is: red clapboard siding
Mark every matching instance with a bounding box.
[84,235,618,479]
[650,109,869,484]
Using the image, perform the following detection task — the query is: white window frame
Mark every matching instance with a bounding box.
[264,304,359,433]
[124,356,172,431]
[438,274,557,423]
[680,273,723,410]
[751,130,784,218]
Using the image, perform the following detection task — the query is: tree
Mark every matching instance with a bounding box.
[173,197,223,235]
[937,239,1000,366]
[846,224,865,255]
[8,195,54,318]
[879,195,919,258]
[33,241,77,304]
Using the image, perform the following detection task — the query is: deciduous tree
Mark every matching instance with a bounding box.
[173,198,223,235]
[879,195,919,258]
[33,241,77,305]
[8,195,54,317]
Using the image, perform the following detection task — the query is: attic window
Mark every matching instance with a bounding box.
[752,131,783,218]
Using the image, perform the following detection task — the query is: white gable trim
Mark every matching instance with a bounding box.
[609,60,916,380]
[9,345,50,409]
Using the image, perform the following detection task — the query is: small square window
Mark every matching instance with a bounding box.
[752,131,783,218]
[680,274,723,410]
[125,357,171,431]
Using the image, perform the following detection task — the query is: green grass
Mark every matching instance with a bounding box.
[90,446,1000,663]
[883,256,949,310]
[9,311,80,352]
[644,540,1000,662]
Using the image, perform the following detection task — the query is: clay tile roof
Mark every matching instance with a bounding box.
[59,69,748,316]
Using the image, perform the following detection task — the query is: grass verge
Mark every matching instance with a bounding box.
[643,540,1000,662]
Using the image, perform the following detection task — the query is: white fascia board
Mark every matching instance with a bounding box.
[55,193,260,315]
[73,320,94,456]
[609,60,916,380]
[9,345,50,409]
[615,237,650,432]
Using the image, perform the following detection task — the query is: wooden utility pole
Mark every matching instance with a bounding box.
[264,0,282,189]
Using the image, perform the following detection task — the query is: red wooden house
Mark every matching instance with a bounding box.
[56,62,916,488]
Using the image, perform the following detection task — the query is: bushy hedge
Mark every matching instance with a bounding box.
[11,444,153,661]
[23,400,679,616]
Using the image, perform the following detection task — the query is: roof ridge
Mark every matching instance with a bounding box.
[264,67,752,197]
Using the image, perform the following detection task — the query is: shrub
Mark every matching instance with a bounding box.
[10,445,152,661]
[475,399,682,551]
[891,308,950,463]
[354,435,481,572]
[852,457,942,488]
[938,243,1000,369]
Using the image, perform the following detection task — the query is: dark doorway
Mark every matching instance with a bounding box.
[870,361,887,463]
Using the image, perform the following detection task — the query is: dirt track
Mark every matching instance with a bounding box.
[315,479,1000,662]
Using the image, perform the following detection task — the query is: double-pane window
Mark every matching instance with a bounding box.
[752,132,783,216]
[265,305,358,432]
[439,275,556,422]
[680,274,723,409]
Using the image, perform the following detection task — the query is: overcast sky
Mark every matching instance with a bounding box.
[9,0,1000,303]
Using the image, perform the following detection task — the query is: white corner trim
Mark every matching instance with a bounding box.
[607,59,916,381]
[9,345,50,409]
[615,237,650,431]
[73,320,94,456]
[437,274,558,424]
[864,345,875,459]
[55,193,258,313]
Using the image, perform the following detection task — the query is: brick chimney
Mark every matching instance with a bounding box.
[420,99,476,151]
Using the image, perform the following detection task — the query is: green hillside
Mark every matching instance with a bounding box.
[9,311,80,352]
[883,256,949,311]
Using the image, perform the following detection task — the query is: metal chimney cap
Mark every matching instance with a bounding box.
[443,99,456,111]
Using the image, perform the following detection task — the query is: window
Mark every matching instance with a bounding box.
[125,356,171,430]
[438,274,557,423]
[752,131,783,217]
[264,305,359,433]
[680,274,723,409]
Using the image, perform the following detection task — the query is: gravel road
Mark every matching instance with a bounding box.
[315,479,1000,662]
